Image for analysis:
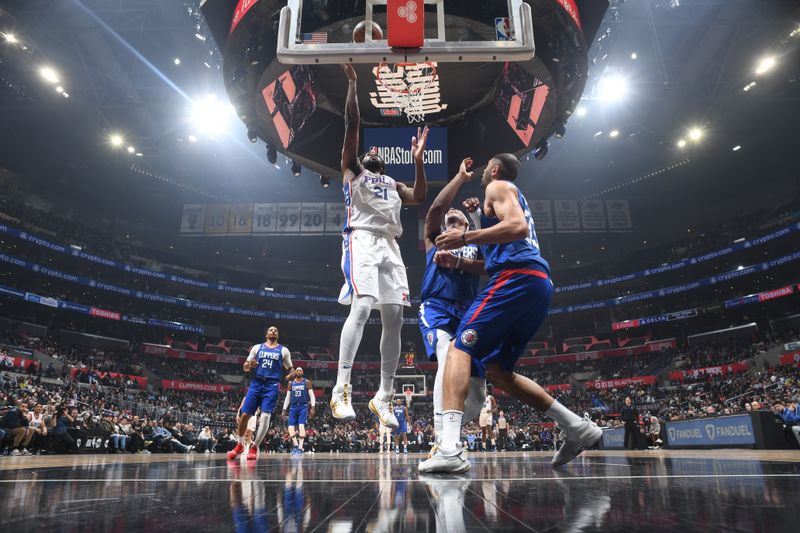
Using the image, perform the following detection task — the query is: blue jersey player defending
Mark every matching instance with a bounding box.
[392,398,411,454]
[419,153,601,474]
[281,367,316,455]
[419,157,489,455]
[228,325,293,461]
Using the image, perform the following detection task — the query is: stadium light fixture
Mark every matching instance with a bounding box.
[597,74,628,101]
[320,175,331,188]
[291,161,302,176]
[55,86,64,93]
[109,134,124,147]
[755,56,776,75]
[732,145,741,151]
[630,52,638,60]
[188,135,198,143]
[191,94,235,134]
[127,146,136,154]
[676,139,687,148]
[3,33,18,44]
[609,129,620,138]
[40,66,60,84]
[688,127,703,142]
[174,57,181,65]
[575,106,587,117]
[266,143,278,164]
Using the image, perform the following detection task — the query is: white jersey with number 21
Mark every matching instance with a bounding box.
[343,169,403,238]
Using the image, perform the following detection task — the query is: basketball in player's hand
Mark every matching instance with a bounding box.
[352,20,383,43]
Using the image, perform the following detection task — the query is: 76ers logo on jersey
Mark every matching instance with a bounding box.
[460,329,478,347]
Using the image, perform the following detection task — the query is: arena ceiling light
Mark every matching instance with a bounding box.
[630,52,638,60]
[732,145,742,151]
[609,129,620,138]
[575,106,587,117]
[755,55,776,75]
[291,161,302,176]
[39,66,60,84]
[188,135,198,143]
[109,133,124,147]
[676,139,687,149]
[174,57,181,65]
[688,127,703,142]
[127,146,136,154]
[597,74,628,101]
[190,94,235,134]
[3,32,18,44]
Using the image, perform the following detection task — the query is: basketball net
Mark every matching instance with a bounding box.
[404,389,413,407]
[375,62,438,123]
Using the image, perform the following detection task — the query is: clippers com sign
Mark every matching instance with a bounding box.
[363,127,448,182]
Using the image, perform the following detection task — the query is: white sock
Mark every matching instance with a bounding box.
[440,410,463,455]
[377,304,403,398]
[335,296,373,391]
[298,437,304,448]
[545,400,584,431]
[433,413,443,444]
[432,329,450,442]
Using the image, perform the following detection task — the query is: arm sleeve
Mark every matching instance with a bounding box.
[308,387,315,407]
[283,389,291,410]
[282,347,293,370]
[247,345,259,362]
[468,209,482,229]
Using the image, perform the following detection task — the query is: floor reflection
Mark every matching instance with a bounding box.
[0,452,798,532]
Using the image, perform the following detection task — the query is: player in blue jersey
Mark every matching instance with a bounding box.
[392,398,411,454]
[228,325,294,461]
[419,157,489,456]
[281,367,316,455]
[419,153,601,474]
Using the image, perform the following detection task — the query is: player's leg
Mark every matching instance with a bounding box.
[229,388,259,459]
[368,303,403,429]
[296,406,308,454]
[331,295,376,419]
[431,328,452,450]
[288,425,297,450]
[297,425,305,452]
[250,385,278,460]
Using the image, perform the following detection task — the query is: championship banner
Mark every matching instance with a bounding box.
[605,200,632,231]
[161,380,234,393]
[669,361,748,382]
[585,376,656,390]
[780,352,800,366]
[70,368,148,388]
[530,200,554,234]
[554,200,580,233]
[579,200,606,232]
[227,203,254,235]
[362,127,448,182]
[665,414,755,447]
[204,204,231,236]
[252,203,278,234]
[0,354,38,371]
[179,204,206,235]
[300,203,326,235]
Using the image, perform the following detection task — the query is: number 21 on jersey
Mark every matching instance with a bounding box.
[373,186,388,201]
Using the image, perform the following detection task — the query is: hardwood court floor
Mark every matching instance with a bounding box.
[2,450,800,532]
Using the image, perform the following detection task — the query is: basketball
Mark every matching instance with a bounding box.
[352,20,383,43]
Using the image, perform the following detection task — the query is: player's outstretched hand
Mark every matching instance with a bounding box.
[463,197,481,213]
[245,360,256,371]
[411,126,430,162]
[458,158,474,180]
[309,408,316,419]
[341,63,357,81]
[435,228,464,251]
[433,250,459,269]
[281,410,288,420]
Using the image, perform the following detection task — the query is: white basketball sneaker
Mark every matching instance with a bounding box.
[368,393,399,429]
[418,448,471,474]
[552,419,602,468]
[330,384,356,420]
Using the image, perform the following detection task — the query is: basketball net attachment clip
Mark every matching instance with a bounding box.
[375,61,438,123]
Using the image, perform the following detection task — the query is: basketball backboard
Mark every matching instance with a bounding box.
[277,0,535,65]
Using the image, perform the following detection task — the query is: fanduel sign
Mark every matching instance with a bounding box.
[601,428,625,449]
[665,415,755,447]
[363,127,448,181]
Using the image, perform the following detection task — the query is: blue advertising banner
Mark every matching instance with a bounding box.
[665,414,755,447]
[601,428,625,449]
[362,127,448,182]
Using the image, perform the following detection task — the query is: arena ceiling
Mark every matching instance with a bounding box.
[0,0,798,217]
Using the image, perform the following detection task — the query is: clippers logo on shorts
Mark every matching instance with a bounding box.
[397,1,418,23]
[461,329,478,347]
[426,331,434,347]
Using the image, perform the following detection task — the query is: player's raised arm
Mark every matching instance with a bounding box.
[398,126,429,205]
[433,250,486,276]
[341,64,361,176]
[436,181,528,250]
[282,388,291,419]
[281,346,294,376]
[423,157,474,251]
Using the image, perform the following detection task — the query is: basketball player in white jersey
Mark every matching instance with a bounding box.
[330,64,429,428]
[479,390,497,451]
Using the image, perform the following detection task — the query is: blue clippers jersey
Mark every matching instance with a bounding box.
[253,343,285,381]
[480,187,550,275]
[290,379,309,406]
[394,405,406,421]
[419,245,480,305]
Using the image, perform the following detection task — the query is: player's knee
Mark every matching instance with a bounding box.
[298,426,306,437]
[485,364,511,387]
[349,298,373,325]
